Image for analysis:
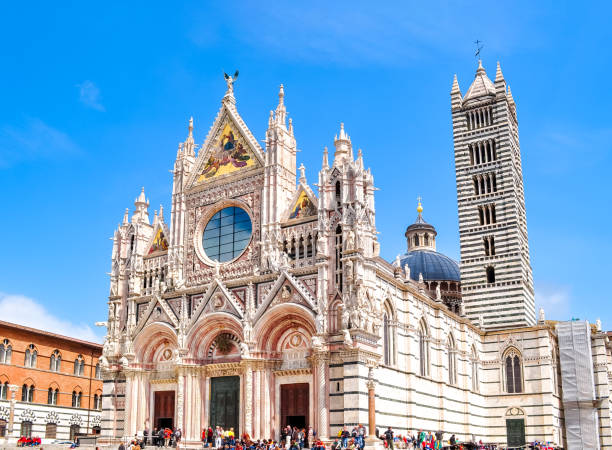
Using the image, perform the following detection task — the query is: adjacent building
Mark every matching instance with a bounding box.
[0,320,103,443]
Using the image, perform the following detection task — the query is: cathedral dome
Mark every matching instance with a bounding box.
[399,250,460,282]
[397,200,461,283]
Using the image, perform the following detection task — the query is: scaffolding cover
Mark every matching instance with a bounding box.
[557,320,600,449]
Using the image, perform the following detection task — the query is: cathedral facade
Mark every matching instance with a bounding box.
[100,63,612,448]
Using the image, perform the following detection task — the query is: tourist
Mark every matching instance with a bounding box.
[357,424,365,449]
[215,427,223,449]
[157,428,164,447]
[341,427,350,449]
[384,427,394,450]
[163,427,172,447]
[449,434,456,449]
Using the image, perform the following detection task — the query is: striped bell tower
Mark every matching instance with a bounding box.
[451,60,535,329]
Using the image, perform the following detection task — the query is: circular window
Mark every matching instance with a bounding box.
[202,206,252,263]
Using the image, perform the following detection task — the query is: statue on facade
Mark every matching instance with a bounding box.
[224,70,239,95]
[343,329,353,347]
[345,229,355,251]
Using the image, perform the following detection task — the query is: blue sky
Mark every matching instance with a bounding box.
[1,2,610,341]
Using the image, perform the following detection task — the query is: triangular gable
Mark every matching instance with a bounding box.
[145,225,169,257]
[284,185,318,221]
[187,100,264,188]
[189,278,244,325]
[254,270,317,323]
[134,295,179,335]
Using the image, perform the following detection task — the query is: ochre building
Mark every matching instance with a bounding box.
[0,320,103,442]
[99,62,612,448]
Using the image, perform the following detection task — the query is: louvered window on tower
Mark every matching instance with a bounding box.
[486,266,495,284]
[484,236,495,256]
[466,106,493,130]
[478,204,497,225]
[468,140,497,166]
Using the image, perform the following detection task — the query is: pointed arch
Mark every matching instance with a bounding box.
[188,313,244,362]
[503,347,523,393]
[417,318,430,377]
[254,303,316,357]
[382,299,396,366]
[447,333,457,385]
[133,321,179,365]
[471,344,480,392]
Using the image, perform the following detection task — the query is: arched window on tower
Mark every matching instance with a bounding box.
[0,339,11,364]
[413,235,419,247]
[382,300,396,366]
[486,266,495,284]
[424,234,429,246]
[504,348,523,393]
[335,181,342,207]
[447,334,457,385]
[418,320,430,377]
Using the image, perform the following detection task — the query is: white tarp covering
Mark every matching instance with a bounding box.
[557,320,600,449]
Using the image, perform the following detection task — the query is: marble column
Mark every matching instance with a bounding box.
[176,369,185,432]
[124,372,134,439]
[203,374,210,429]
[315,357,328,439]
[8,384,17,439]
[243,365,253,437]
[364,368,380,450]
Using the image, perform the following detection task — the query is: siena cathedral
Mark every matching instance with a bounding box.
[99,62,612,449]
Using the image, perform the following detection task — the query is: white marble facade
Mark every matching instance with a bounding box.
[99,64,612,448]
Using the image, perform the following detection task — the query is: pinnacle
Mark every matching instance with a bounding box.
[451,74,461,94]
[495,61,504,83]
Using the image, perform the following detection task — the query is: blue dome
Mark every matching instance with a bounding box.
[399,250,460,282]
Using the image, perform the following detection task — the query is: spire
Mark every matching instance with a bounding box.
[451,74,463,110]
[463,60,495,102]
[133,187,150,224]
[333,123,352,164]
[451,74,461,94]
[159,204,164,222]
[405,196,437,251]
[356,148,363,168]
[275,84,287,127]
[494,61,507,96]
[268,110,274,128]
[495,61,504,83]
[153,209,158,226]
[298,163,306,184]
[507,85,515,106]
[322,146,329,170]
[288,118,293,136]
[122,208,129,225]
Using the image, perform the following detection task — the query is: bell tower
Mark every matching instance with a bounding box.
[451,60,535,329]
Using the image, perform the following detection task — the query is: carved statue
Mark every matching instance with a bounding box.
[345,229,355,251]
[239,342,250,358]
[341,305,350,329]
[316,233,327,256]
[436,284,442,301]
[343,329,353,347]
[345,260,353,280]
[404,264,411,281]
[224,70,239,94]
[350,308,361,329]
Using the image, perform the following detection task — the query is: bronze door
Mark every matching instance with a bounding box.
[210,376,240,435]
[154,390,175,429]
[280,383,309,430]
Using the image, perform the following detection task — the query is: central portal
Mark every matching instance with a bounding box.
[154,390,175,430]
[210,376,240,434]
[280,383,309,430]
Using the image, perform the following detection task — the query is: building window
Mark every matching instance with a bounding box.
[418,321,430,377]
[20,421,33,438]
[74,355,84,376]
[24,344,37,368]
[486,266,495,284]
[0,381,8,400]
[0,339,12,364]
[47,387,59,405]
[471,346,479,392]
[21,384,34,403]
[335,225,343,292]
[413,234,419,247]
[335,180,342,207]
[382,301,396,366]
[45,423,57,439]
[504,349,523,393]
[478,204,497,225]
[202,206,253,263]
[70,424,80,440]
[95,362,101,379]
[92,426,101,434]
[50,350,61,372]
[0,419,6,438]
[94,393,102,410]
[484,236,495,256]
[447,335,457,385]
[72,390,82,408]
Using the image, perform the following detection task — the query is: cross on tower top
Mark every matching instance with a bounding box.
[474,40,483,59]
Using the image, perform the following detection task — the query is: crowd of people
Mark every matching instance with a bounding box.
[16,436,42,446]
[115,424,560,450]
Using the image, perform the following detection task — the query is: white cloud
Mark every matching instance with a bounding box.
[0,293,103,343]
[535,284,572,321]
[76,80,105,111]
[0,117,81,167]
